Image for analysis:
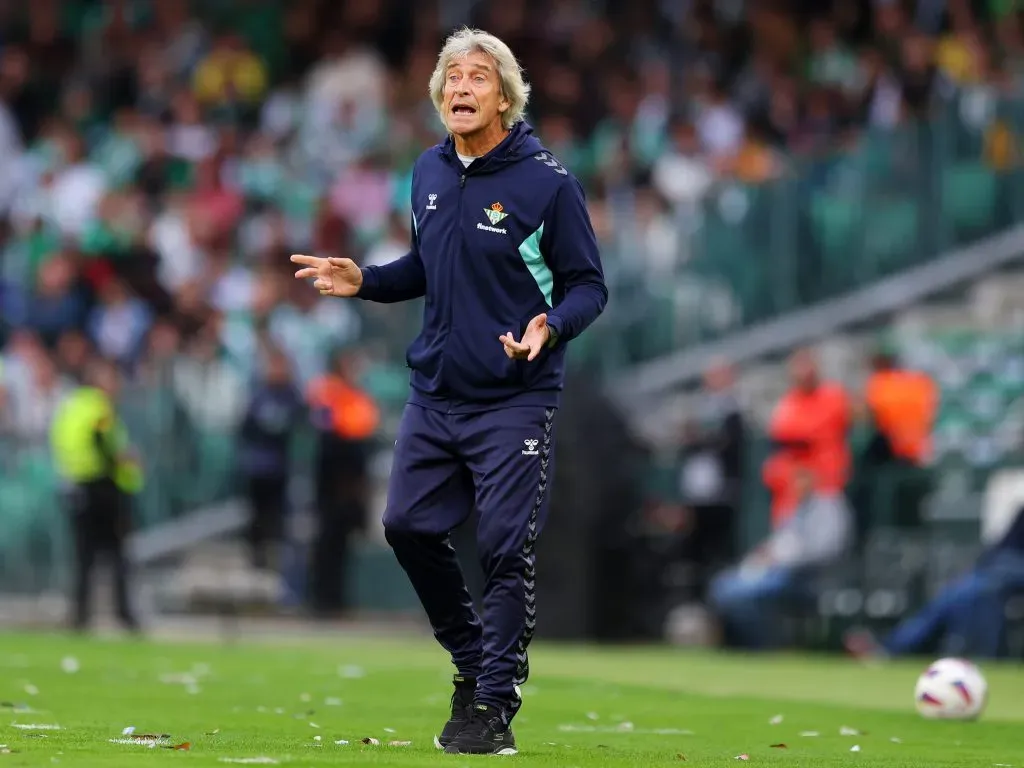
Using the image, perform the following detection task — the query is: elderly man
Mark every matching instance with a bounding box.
[291,27,607,755]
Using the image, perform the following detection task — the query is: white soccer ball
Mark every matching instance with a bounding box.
[914,658,988,720]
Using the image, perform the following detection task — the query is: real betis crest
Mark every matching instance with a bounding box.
[485,202,509,225]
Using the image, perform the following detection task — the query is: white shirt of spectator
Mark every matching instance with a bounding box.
[696,102,744,159]
[150,210,203,291]
[50,162,107,237]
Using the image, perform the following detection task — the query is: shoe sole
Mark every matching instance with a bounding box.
[442,746,518,756]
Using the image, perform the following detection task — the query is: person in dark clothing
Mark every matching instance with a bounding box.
[846,505,1024,659]
[237,343,304,570]
[306,348,379,617]
[50,357,142,632]
[290,29,606,756]
[676,360,745,594]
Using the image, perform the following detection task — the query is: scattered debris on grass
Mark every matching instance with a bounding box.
[769,744,787,749]
[164,742,190,751]
[334,740,349,746]
[308,722,320,729]
[799,731,819,737]
[338,665,365,679]
[734,754,749,761]
[361,738,380,746]
[23,685,38,697]
[12,724,60,731]
[890,737,902,744]
[383,728,396,734]
[850,745,861,753]
[676,753,686,761]
[60,657,79,675]
[206,730,220,736]
[300,693,311,703]
[218,759,279,765]
[586,712,599,721]
[324,698,342,707]
[769,715,783,725]
[388,741,412,747]
[840,726,862,736]
[109,737,169,748]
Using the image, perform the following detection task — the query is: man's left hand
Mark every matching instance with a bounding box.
[500,313,550,361]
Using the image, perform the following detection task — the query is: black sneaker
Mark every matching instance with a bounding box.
[443,703,517,755]
[434,675,476,750]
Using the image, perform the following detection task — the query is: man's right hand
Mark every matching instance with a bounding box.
[291,254,363,298]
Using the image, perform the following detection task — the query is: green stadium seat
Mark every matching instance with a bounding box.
[943,162,998,236]
[811,195,858,266]
[863,198,920,276]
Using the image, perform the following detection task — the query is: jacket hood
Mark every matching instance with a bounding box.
[439,121,543,173]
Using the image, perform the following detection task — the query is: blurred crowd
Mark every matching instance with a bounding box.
[2,0,1024,621]
[4,0,1024,424]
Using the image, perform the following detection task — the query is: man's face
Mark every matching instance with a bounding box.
[789,350,818,391]
[443,51,509,139]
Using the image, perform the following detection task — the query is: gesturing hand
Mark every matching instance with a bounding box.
[500,313,551,362]
[291,254,363,298]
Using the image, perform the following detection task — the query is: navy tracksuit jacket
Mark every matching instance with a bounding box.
[357,121,607,719]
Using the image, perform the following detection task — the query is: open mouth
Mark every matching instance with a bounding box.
[451,104,477,115]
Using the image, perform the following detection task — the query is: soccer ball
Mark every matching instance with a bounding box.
[914,658,988,720]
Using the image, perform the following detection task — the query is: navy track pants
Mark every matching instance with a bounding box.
[382,403,556,720]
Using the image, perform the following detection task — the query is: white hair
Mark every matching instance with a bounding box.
[429,27,531,132]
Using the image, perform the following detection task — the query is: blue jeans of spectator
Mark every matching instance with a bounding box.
[883,550,1024,659]
[710,565,801,649]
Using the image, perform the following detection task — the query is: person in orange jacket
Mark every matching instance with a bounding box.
[856,349,939,528]
[305,346,380,617]
[764,348,851,527]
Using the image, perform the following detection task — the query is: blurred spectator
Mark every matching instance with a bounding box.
[237,341,304,571]
[856,348,939,529]
[50,356,141,633]
[675,360,745,596]
[306,347,379,618]
[710,466,854,650]
[846,503,1024,659]
[764,349,851,528]
[7,338,72,446]
[87,277,153,369]
[5,253,87,347]
[192,32,268,114]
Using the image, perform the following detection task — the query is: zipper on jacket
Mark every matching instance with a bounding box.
[442,171,467,414]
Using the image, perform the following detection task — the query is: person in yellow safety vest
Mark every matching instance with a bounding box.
[50,356,142,633]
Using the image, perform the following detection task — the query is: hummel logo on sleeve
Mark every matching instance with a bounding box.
[533,152,568,175]
[522,439,540,455]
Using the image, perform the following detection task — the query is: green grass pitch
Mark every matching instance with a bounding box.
[0,631,1022,766]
